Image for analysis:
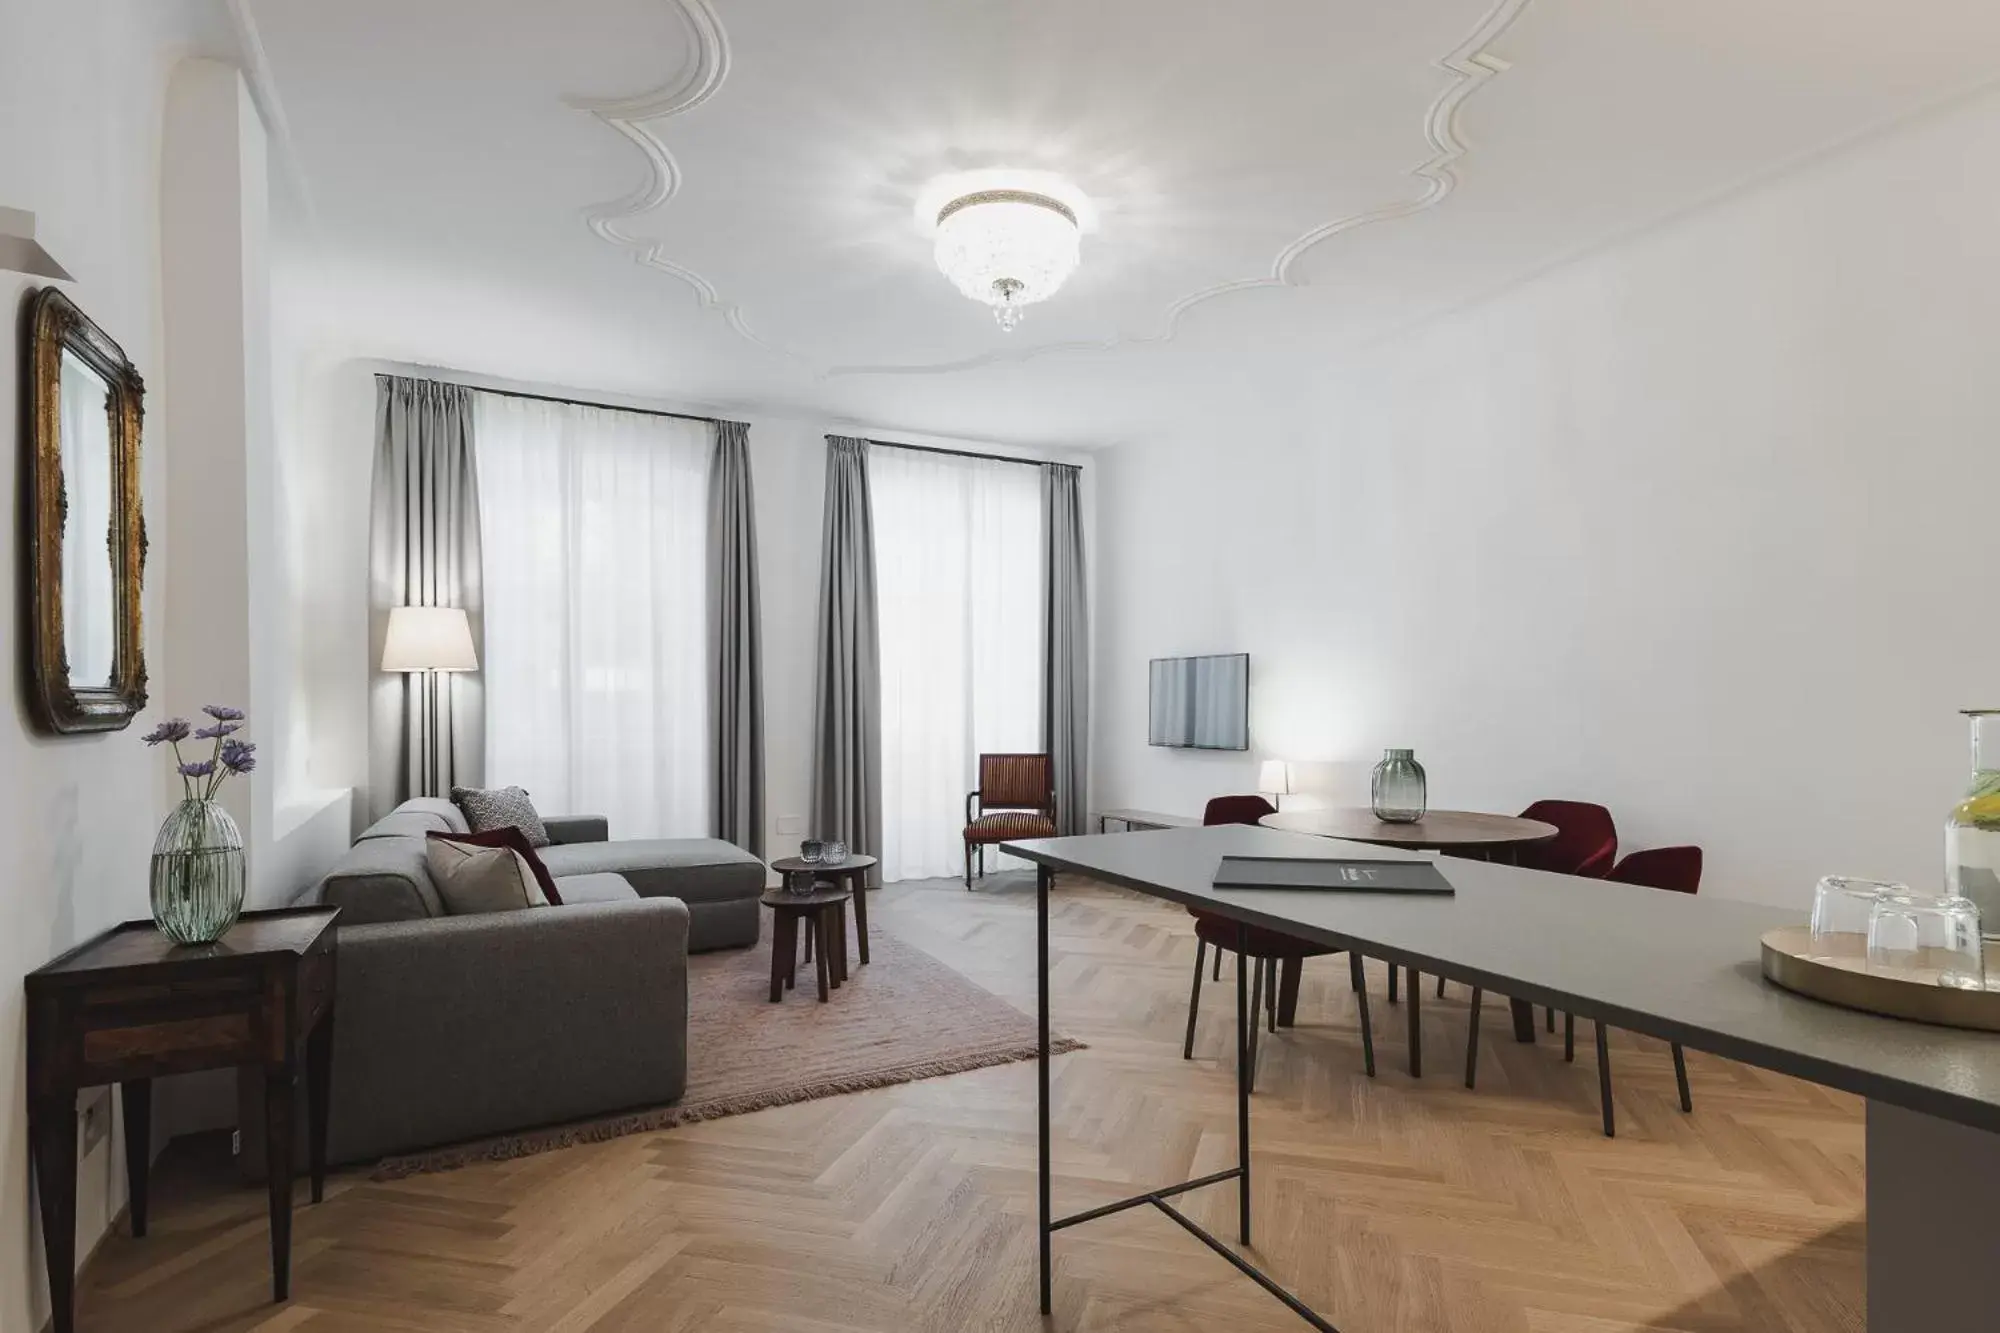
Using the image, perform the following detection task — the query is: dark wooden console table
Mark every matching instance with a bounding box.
[25,907,339,1333]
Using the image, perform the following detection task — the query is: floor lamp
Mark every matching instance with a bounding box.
[381,606,478,796]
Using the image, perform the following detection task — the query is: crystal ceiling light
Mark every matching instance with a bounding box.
[933,189,1081,332]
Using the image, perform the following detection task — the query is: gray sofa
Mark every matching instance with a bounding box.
[272,798,766,1167]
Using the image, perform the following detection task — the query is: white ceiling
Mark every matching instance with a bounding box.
[252,0,2000,446]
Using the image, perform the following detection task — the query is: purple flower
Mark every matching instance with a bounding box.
[219,739,257,774]
[142,718,191,746]
[194,721,242,739]
[178,759,217,778]
[201,704,246,722]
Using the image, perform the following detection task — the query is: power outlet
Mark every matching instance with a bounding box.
[79,1087,112,1156]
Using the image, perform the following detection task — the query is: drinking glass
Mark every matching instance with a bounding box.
[1810,876,1902,941]
[1867,893,1986,990]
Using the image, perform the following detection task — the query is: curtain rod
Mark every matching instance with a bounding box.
[381,373,743,429]
[862,437,1080,471]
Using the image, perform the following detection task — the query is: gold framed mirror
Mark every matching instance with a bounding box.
[25,287,147,733]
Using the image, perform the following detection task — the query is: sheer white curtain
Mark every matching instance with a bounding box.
[873,446,1045,882]
[475,393,712,838]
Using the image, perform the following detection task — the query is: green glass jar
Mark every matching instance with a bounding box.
[150,798,245,945]
[1371,749,1427,824]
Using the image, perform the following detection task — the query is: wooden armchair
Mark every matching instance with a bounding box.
[962,753,1056,889]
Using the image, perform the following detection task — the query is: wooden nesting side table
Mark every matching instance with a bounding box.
[25,907,339,1333]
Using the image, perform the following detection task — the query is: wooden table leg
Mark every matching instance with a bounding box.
[839,903,851,984]
[849,874,870,965]
[1509,998,1538,1044]
[814,910,832,1002]
[264,1070,296,1302]
[305,1018,332,1206]
[1277,958,1303,1028]
[769,910,791,1002]
[121,1078,152,1236]
[30,1092,77,1333]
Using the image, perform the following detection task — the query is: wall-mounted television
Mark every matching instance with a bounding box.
[1148,653,1249,751]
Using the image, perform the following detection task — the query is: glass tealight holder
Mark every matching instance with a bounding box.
[1810,876,1904,942]
[800,839,824,865]
[824,839,848,865]
[1866,893,1986,990]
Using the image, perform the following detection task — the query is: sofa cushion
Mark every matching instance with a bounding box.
[357,810,457,842]
[397,797,471,833]
[316,835,444,924]
[538,838,764,906]
[429,827,563,905]
[553,872,640,905]
[426,838,545,915]
[452,785,551,847]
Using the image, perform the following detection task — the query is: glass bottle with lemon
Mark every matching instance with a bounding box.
[1946,709,2000,937]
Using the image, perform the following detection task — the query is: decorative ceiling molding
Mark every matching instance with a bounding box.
[577,0,1530,379]
[568,1,801,363]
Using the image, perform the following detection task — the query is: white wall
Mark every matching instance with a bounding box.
[273,347,1093,861]
[0,4,214,1327]
[1096,83,2000,909]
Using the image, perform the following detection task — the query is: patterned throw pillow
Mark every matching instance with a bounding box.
[450,784,552,848]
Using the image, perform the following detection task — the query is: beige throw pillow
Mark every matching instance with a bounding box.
[425,837,548,915]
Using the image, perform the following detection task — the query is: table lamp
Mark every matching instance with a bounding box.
[1258,759,1291,811]
[381,606,478,673]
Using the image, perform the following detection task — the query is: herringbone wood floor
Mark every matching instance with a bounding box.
[72,873,1865,1332]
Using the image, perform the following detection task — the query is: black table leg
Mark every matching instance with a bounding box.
[264,1069,295,1302]
[121,1079,152,1236]
[1463,989,1483,1089]
[31,1091,77,1333]
[1236,922,1252,1246]
[1037,864,1054,1316]
[306,1015,333,1205]
[1407,971,1423,1077]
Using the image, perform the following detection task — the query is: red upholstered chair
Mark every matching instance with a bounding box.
[962,753,1056,889]
[1564,845,1706,1134]
[1515,800,1618,877]
[1461,800,1620,1092]
[1183,796,1382,1086]
[1609,846,1702,895]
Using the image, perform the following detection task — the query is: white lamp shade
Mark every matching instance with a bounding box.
[1258,759,1291,796]
[381,606,478,672]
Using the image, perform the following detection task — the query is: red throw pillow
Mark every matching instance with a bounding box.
[426,827,563,906]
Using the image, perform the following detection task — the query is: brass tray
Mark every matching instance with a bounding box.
[1761,926,2000,1032]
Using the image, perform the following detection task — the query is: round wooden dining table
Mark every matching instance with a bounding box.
[1258,807,1558,857]
[1257,806,1562,1054]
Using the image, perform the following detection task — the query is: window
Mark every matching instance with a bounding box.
[872,446,1045,881]
[475,393,712,838]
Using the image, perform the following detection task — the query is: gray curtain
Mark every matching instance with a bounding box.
[810,436,881,872]
[708,420,765,856]
[368,375,483,822]
[1043,463,1089,836]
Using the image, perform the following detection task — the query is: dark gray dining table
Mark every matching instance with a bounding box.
[1004,822,2000,1333]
